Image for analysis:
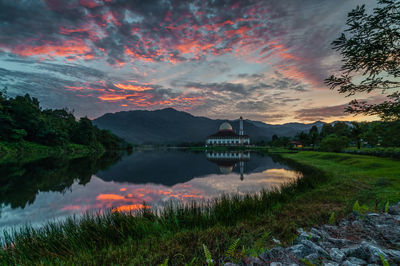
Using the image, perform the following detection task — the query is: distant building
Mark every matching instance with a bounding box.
[290,141,303,148]
[205,116,250,147]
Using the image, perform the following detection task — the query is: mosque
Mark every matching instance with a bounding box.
[205,116,250,147]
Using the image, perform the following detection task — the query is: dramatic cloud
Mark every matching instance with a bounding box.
[0,0,377,122]
[294,104,348,121]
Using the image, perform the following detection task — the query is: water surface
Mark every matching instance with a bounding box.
[0,150,301,231]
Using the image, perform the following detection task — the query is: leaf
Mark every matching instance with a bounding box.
[329,212,335,224]
[385,201,389,213]
[159,258,168,266]
[380,254,390,266]
[225,238,240,258]
[353,200,361,213]
[203,244,213,265]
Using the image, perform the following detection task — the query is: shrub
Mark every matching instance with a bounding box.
[320,134,349,152]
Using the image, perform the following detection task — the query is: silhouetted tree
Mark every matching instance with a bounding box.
[309,125,319,149]
[0,92,130,150]
[326,0,400,121]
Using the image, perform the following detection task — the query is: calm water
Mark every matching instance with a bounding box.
[0,150,302,231]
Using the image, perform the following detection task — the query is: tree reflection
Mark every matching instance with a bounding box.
[0,152,124,209]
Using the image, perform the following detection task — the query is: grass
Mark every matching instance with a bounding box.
[0,141,104,164]
[344,146,400,158]
[1,151,400,265]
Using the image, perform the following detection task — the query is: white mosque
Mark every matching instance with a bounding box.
[205,116,250,147]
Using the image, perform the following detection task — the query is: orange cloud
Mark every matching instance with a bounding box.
[96,194,125,200]
[12,40,91,58]
[114,83,153,91]
[98,93,141,101]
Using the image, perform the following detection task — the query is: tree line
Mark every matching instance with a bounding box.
[0,89,131,151]
[269,121,400,152]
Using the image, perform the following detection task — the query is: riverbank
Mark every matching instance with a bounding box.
[0,141,105,164]
[1,151,399,265]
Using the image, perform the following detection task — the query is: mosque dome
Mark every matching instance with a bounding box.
[219,122,233,131]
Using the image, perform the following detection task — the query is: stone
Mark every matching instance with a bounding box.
[388,203,400,215]
[272,238,281,245]
[360,241,387,263]
[347,257,367,265]
[288,244,310,258]
[301,239,329,257]
[341,260,358,266]
[304,253,319,262]
[322,262,338,266]
[327,237,354,246]
[386,249,400,263]
[329,248,345,262]
[259,247,294,265]
[319,241,335,250]
[224,263,239,266]
[243,256,264,266]
[243,205,400,266]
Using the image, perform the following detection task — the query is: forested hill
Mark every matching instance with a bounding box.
[0,91,131,151]
[93,108,325,144]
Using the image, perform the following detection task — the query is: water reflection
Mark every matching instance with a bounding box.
[0,152,122,209]
[0,150,302,230]
[206,151,250,179]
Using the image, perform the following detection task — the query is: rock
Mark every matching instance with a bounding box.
[288,244,310,258]
[322,261,338,266]
[386,249,400,263]
[244,204,400,266]
[360,241,387,263]
[347,257,367,265]
[272,238,281,245]
[259,247,295,265]
[224,263,239,266]
[388,203,400,215]
[304,253,319,262]
[329,248,345,262]
[301,239,329,257]
[319,241,335,250]
[243,256,264,266]
[341,260,358,266]
[327,237,354,247]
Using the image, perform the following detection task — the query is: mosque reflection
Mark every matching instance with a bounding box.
[205,151,250,180]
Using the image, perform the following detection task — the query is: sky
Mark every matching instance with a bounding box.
[0,0,380,124]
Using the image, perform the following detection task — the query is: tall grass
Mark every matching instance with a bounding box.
[0,158,325,264]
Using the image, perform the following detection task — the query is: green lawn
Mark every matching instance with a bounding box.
[283,151,400,206]
[1,151,399,265]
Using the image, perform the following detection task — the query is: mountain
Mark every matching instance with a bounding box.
[93,108,326,144]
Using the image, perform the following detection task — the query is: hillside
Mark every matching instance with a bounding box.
[93,108,325,144]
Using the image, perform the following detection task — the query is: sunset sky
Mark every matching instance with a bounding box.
[0,0,380,123]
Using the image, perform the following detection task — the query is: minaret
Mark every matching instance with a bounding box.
[239,116,244,136]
